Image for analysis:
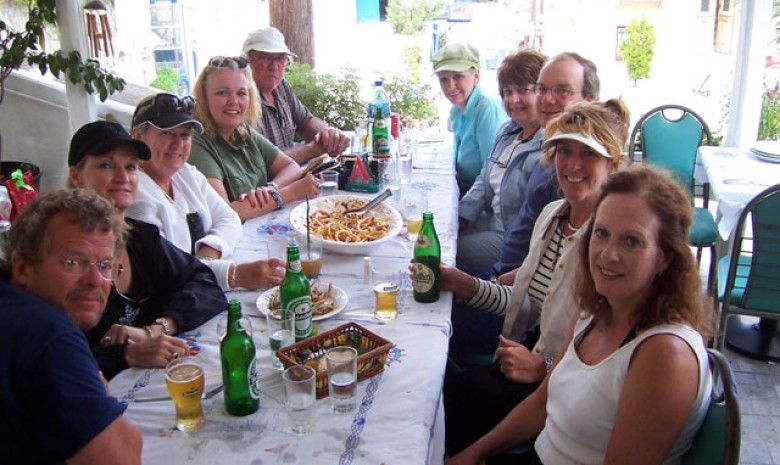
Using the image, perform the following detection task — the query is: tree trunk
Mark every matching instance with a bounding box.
[269,0,315,68]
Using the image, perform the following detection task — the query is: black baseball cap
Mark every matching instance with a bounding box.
[131,93,203,133]
[68,121,151,167]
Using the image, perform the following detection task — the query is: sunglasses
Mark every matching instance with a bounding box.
[208,56,248,69]
[133,94,196,127]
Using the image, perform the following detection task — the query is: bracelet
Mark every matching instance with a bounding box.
[268,188,283,211]
[228,263,238,288]
[154,318,172,336]
[266,181,280,190]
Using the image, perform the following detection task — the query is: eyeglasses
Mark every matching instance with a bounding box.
[246,52,289,66]
[208,56,248,69]
[534,85,580,99]
[61,257,123,281]
[489,141,522,169]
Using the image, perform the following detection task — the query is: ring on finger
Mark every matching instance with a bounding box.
[103,335,112,342]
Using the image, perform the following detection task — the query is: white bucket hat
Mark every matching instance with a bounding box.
[242,27,297,58]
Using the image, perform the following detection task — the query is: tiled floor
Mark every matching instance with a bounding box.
[724,343,780,464]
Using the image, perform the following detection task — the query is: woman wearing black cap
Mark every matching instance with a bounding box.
[67,120,225,380]
[127,93,285,291]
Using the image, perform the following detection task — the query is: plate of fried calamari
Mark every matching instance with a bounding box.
[289,195,403,254]
[255,281,349,321]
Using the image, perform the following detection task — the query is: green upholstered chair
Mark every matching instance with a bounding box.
[681,348,741,465]
[629,104,719,295]
[716,182,780,353]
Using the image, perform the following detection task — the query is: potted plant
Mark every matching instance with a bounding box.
[0,0,125,170]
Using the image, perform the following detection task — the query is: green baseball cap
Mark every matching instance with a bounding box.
[432,43,480,73]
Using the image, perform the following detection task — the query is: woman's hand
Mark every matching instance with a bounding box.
[238,186,273,209]
[100,324,151,346]
[235,258,286,290]
[280,174,321,202]
[124,336,190,368]
[495,335,547,383]
[439,263,477,302]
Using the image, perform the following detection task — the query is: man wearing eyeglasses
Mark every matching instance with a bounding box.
[492,52,600,282]
[242,27,350,164]
[0,189,141,464]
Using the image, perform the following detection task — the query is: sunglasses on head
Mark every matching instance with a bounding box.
[208,56,248,69]
[134,94,196,124]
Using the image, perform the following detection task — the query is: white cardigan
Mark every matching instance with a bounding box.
[126,163,242,290]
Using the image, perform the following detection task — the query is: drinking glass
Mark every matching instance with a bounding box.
[165,357,205,432]
[283,365,316,435]
[294,233,323,280]
[319,170,339,196]
[267,311,295,370]
[266,235,290,273]
[326,346,358,413]
[404,192,428,241]
[372,266,402,321]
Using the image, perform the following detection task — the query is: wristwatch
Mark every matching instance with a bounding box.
[544,354,555,373]
[154,318,172,336]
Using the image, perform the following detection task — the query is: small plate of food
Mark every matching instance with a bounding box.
[255,281,349,321]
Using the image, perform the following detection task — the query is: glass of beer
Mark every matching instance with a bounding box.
[404,192,427,241]
[296,233,323,280]
[165,357,206,432]
[372,267,402,321]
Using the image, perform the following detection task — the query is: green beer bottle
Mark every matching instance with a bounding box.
[220,299,260,416]
[279,244,312,341]
[372,106,390,155]
[413,211,441,303]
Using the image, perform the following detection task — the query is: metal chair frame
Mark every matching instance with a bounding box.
[716,182,780,350]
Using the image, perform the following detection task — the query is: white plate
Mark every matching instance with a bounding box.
[751,141,780,157]
[750,149,780,164]
[254,282,348,321]
[289,194,403,255]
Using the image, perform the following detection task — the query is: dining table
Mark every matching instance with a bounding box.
[695,144,780,362]
[108,134,460,464]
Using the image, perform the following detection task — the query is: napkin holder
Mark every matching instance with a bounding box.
[343,153,380,193]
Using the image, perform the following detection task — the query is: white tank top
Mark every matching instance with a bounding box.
[534,316,711,465]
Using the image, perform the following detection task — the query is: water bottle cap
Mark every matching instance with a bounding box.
[374,80,383,86]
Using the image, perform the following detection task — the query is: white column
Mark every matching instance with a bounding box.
[55,0,97,135]
[725,0,771,147]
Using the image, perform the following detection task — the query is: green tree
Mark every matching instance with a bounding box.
[150,67,178,93]
[386,0,445,36]
[619,17,655,86]
[284,62,364,131]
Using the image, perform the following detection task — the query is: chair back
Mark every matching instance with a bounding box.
[629,104,712,195]
[723,183,780,313]
[681,349,741,465]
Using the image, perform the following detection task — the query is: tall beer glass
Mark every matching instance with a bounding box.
[165,357,206,432]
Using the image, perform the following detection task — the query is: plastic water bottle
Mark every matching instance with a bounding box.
[369,80,391,121]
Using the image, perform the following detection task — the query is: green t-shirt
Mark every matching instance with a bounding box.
[189,127,280,202]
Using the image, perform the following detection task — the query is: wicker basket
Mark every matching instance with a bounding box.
[277,322,393,399]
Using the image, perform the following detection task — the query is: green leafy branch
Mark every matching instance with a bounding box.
[0,0,125,106]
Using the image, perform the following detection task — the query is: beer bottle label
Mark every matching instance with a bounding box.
[412,263,435,293]
[289,259,303,273]
[416,234,432,248]
[247,358,260,399]
[288,295,313,339]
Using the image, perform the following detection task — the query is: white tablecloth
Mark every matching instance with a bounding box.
[108,147,458,465]
[694,146,780,239]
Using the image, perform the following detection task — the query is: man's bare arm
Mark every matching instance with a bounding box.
[67,416,142,465]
